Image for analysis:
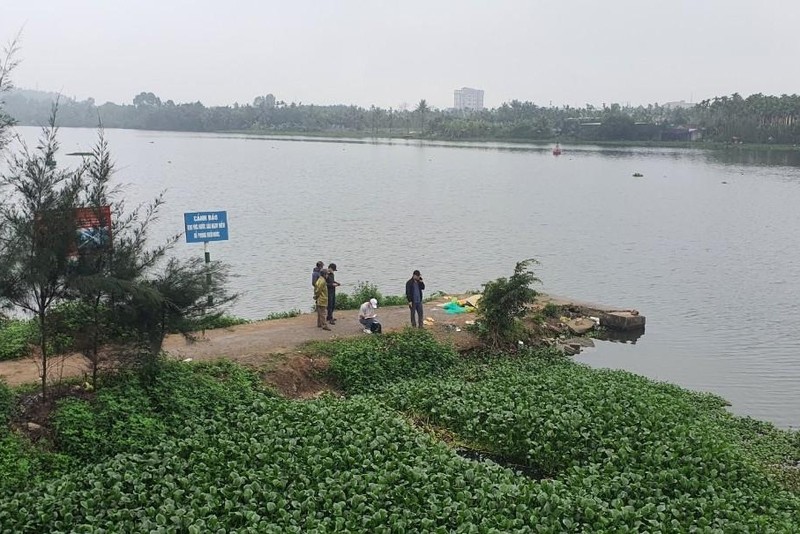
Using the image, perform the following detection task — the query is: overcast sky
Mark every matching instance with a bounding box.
[2,0,798,110]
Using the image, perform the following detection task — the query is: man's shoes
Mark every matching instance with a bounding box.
[322,326,331,331]
[363,328,372,334]
[328,319,336,324]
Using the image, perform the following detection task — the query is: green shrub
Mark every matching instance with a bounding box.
[334,292,353,310]
[50,399,104,459]
[0,320,35,360]
[380,295,407,306]
[329,329,457,393]
[189,314,250,330]
[264,309,301,320]
[3,389,798,533]
[477,259,541,347]
[350,281,381,307]
[336,281,405,310]
[45,300,103,354]
[542,302,560,318]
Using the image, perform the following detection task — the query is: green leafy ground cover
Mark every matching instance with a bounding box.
[0,319,35,361]
[373,350,800,531]
[328,328,457,393]
[0,360,265,494]
[0,331,798,532]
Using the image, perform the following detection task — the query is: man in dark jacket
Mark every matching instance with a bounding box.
[405,270,425,328]
[326,263,340,324]
[311,261,324,286]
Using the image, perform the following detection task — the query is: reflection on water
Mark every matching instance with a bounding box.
[705,147,800,167]
[8,127,800,429]
[594,327,646,344]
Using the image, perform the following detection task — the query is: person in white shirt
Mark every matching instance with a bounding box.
[358,298,381,334]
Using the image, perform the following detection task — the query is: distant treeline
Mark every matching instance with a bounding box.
[5,89,800,144]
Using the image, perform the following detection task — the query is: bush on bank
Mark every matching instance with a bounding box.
[335,281,406,311]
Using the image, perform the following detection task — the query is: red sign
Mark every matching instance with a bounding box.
[74,206,112,254]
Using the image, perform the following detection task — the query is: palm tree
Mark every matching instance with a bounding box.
[415,99,430,135]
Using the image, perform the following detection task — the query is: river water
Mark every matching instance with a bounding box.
[7,127,800,428]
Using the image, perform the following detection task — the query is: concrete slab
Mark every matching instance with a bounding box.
[538,293,645,332]
[600,311,646,331]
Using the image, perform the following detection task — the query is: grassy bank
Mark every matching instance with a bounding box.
[0,330,797,531]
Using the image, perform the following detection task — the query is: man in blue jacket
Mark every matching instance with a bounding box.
[405,270,425,328]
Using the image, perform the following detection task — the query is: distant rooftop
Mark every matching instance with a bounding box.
[663,100,695,110]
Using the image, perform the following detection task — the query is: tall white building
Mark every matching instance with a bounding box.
[454,87,484,111]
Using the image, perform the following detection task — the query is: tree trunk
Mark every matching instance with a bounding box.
[38,309,48,399]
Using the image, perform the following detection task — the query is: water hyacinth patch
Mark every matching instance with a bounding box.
[0,344,797,531]
[0,396,578,533]
[328,328,458,394]
[375,351,800,531]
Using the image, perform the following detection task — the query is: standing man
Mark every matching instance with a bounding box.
[311,261,324,287]
[405,270,425,328]
[326,263,340,324]
[314,268,331,330]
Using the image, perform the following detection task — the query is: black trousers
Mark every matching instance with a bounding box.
[326,289,336,320]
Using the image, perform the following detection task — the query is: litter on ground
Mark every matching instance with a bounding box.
[443,301,467,314]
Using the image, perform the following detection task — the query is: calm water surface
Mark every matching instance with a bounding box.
[9,127,800,428]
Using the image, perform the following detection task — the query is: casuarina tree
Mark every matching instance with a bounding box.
[64,130,178,388]
[0,112,84,397]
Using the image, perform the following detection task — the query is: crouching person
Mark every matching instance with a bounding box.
[358,298,382,334]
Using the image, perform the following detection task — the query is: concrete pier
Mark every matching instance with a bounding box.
[539,293,646,332]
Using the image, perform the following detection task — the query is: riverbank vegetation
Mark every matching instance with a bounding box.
[0,277,413,365]
[334,280,407,311]
[0,330,798,531]
[0,43,235,394]
[7,87,800,146]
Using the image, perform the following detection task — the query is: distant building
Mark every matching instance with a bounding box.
[662,127,703,142]
[663,100,694,110]
[454,87,484,111]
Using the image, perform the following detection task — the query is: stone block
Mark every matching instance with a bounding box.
[565,318,595,335]
[600,311,646,331]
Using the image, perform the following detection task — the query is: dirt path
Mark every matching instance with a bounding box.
[1,293,636,396]
[0,298,480,390]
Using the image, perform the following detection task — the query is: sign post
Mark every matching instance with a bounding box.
[184,210,229,306]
